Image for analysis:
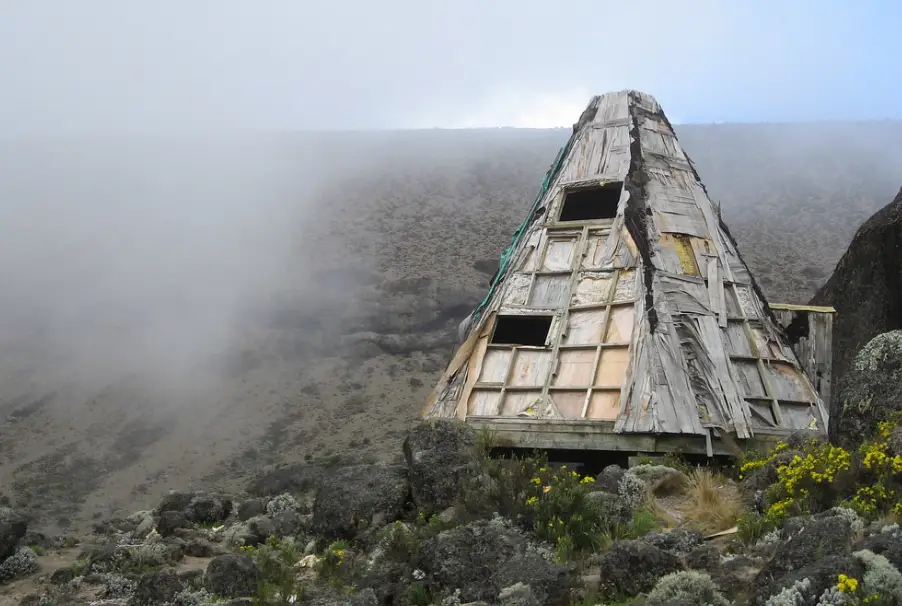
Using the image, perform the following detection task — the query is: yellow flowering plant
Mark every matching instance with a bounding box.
[521,464,608,559]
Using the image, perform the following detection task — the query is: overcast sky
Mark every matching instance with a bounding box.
[1,0,900,135]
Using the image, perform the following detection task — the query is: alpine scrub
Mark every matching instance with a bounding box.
[738,413,902,542]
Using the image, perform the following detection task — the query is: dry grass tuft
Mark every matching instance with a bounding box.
[677,467,744,535]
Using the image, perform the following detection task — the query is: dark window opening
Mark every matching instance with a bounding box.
[559,182,622,222]
[783,311,810,345]
[491,315,553,346]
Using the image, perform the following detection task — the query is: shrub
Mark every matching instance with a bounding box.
[645,570,730,606]
[243,536,305,605]
[316,539,352,588]
[0,546,38,583]
[265,493,302,518]
[739,439,853,534]
[848,417,902,518]
[740,414,902,537]
[524,465,607,559]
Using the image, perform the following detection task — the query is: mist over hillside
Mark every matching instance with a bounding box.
[0,121,900,531]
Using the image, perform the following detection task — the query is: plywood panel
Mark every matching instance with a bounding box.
[735,361,766,398]
[582,232,609,269]
[478,349,511,383]
[764,363,814,402]
[542,238,578,271]
[509,350,554,387]
[551,391,587,419]
[724,322,753,357]
[529,275,570,308]
[500,390,543,416]
[613,269,637,302]
[503,274,531,306]
[605,305,634,344]
[780,403,818,430]
[554,349,597,386]
[468,389,501,416]
[565,309,606,345]
[597,347,629,387]
[587,391,620,420]
[572,273,613,306]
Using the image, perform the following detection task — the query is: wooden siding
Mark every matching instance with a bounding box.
[424,90,829,450]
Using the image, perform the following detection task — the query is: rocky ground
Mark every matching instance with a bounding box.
[1,329,901,606]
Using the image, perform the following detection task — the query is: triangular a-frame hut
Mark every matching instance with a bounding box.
[424,90,831,456]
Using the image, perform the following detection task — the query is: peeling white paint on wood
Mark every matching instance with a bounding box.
[424,90,830,451]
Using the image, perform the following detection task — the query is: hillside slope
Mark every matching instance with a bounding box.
[0,122,900,532]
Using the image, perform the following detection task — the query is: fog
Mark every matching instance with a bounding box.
[0,137,337,401]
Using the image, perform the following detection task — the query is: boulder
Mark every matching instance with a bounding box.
[594,465,626,494]
[419,519,572,604]
[811,186,902,418]
[855,526,902,571]
[312,463,410,540]
[754,515,854,601]
[0,507,27,561]
[833,331,902,448]
[157,491,197,515]
[594,539,682,598]
[186,494,232,524]
[128,568,183,606]
[237,498,268,521]
[754,554,865,606]
[402,420,476,515]
[642,529,704,556]
[156,510,190,538]
[204,554,260,598]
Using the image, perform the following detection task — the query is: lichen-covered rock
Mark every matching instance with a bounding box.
[833,330,902,448]
[158,491,197,515]
[625,464,688,497]
[312,463,410,540]
[756,554,865,606]
[237,498,268,521]
[771,515,853,573]
[755,515,856,603]
[128,568,183,606]
[643,529,704,556]
[645,570,730,606]
[402,419,476,515]
[594,464,626,494]
[0,546,37,584]
[812,187,902,420]
[185,493,232,524]
[419,519,571,604]
[594,539,682,598]
[0,507,27,562]
[157,510,190,537]
[270,510,306,538]
[203,554,259,598]
[497,582,540,606]
[855,524,902,571]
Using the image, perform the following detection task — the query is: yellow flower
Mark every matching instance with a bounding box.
[543,485,552,494]
[837,574,859,593]
[580,476,595,485]
[526,496,538,506]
